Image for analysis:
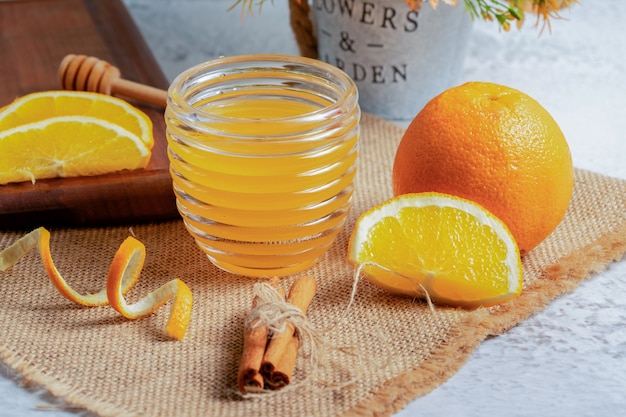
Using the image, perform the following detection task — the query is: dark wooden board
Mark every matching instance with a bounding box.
[0,0,178,229]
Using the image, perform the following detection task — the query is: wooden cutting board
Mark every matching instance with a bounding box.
[0,0,179,228]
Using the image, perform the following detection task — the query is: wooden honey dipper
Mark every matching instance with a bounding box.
[58,54,167,108]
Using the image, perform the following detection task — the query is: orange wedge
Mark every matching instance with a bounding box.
[0,115,151,185]
[348,192,523,308]
[0,90,153,147]
[0,227,193,340]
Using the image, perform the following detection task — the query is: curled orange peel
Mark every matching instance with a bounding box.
[0,227,193,340]
[106,236,193,340]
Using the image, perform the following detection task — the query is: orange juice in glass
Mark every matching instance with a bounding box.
[165,55,360,277]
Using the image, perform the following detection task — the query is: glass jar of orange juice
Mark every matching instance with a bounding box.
[165,54,360,277]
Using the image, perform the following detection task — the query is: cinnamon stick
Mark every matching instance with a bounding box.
[237,276,316,392]
[261,275,317,388]
[264,334,299,390]
[236,296,268,393]
[237,281,286,393]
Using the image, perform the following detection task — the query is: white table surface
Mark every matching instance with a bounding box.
[1,1,625,416]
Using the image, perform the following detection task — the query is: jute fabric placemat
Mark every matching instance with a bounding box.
[1,113,625,417]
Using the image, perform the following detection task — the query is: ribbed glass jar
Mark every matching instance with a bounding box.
[165,54,360,277]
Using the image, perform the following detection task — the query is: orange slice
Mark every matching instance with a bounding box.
[0,90,153,147]
[347,192,523,308]
[0,115,151,185]
[0,227,193,340]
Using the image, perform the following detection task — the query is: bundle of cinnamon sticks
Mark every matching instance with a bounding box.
[237,275,317,393]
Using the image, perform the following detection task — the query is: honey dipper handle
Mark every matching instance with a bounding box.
[58,54,168,108]
[112,78,167,108]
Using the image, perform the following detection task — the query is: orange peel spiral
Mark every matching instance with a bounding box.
[0,227,192,340]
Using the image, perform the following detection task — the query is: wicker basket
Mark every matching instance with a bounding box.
[288,0,318,58]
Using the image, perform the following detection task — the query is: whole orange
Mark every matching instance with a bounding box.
[392,82,574,255]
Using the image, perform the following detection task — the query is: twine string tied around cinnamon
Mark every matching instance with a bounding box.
[240,280,327,394]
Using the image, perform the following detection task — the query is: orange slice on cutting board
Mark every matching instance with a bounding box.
[0,115,151,185]
[0,90,153,147]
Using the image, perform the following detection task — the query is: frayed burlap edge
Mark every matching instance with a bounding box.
[343,221,626,417]
[0,347,133,417]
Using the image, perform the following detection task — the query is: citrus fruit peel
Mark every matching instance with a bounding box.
[0,227,192,340]
[106,236,193,340]
[348,192,523,309]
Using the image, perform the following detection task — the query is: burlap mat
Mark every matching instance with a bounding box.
[1,113,625,417]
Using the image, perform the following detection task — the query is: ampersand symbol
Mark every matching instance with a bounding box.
[339,31,356,53]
